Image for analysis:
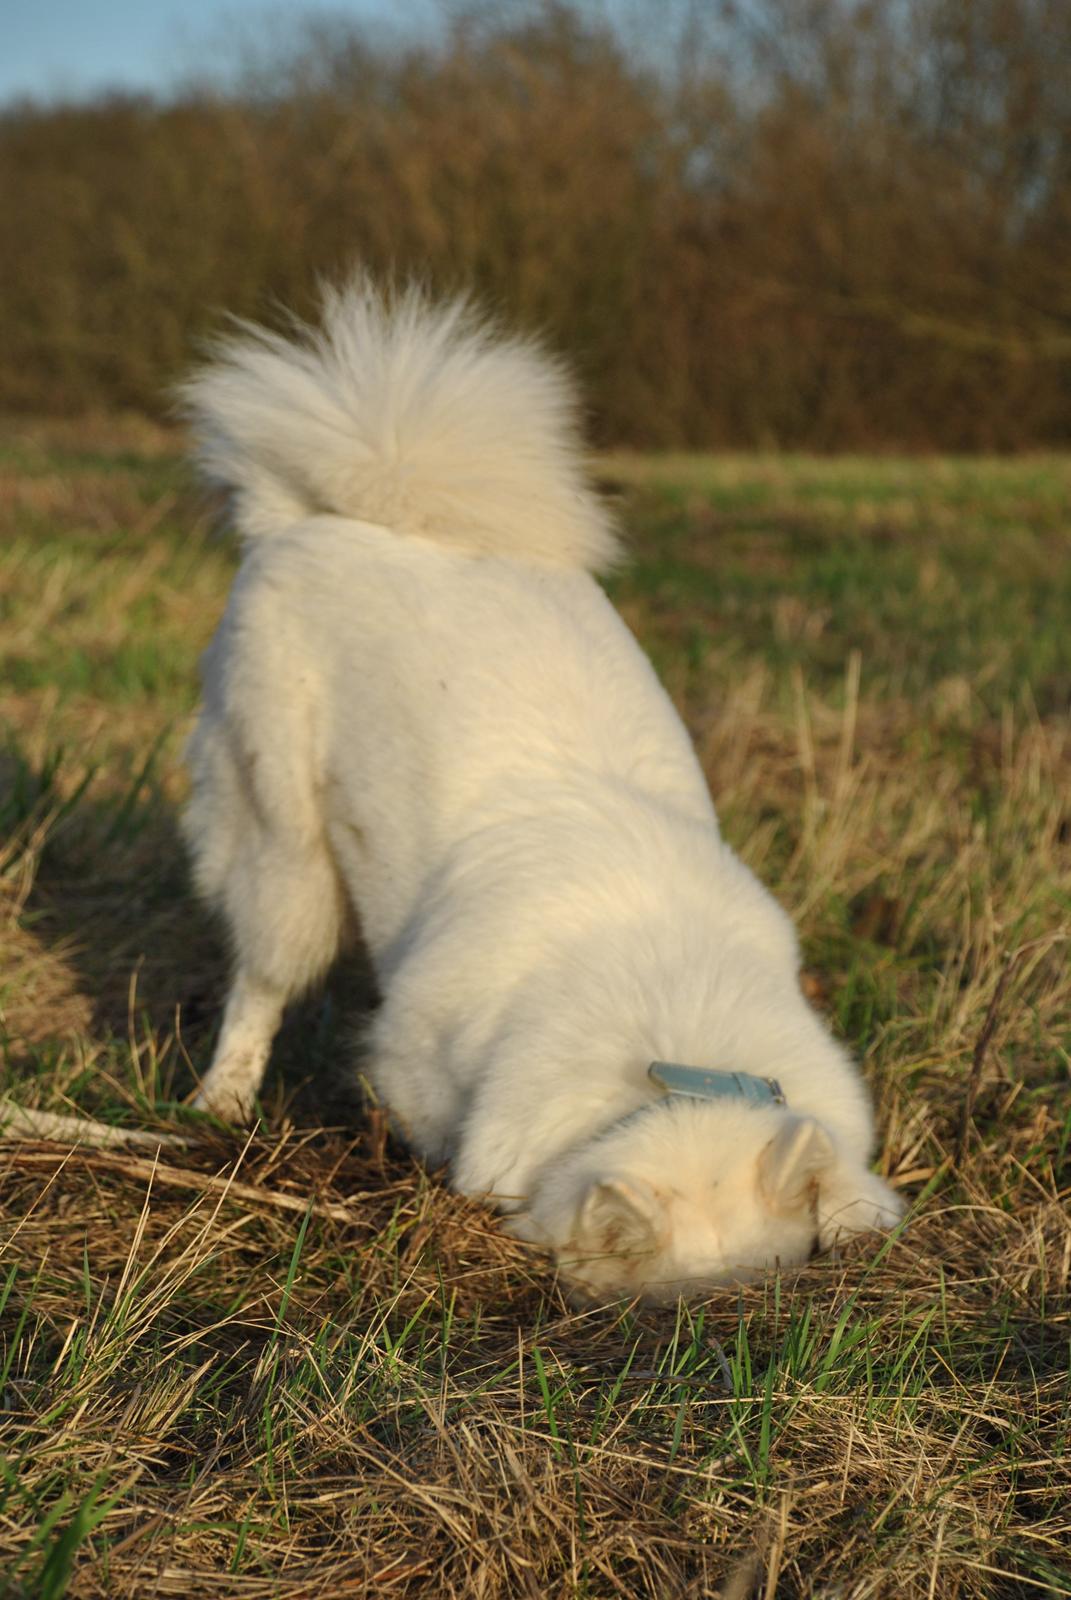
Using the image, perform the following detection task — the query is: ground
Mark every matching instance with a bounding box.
[0,420,1069,1598]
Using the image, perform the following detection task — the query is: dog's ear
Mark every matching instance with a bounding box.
[575,1177,663,1261]
[757,1117,835,1212]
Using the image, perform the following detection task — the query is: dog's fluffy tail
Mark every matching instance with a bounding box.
[181,276,619,570]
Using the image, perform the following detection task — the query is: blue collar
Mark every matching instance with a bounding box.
[574,1059,789,1166]
[648,1060,786,1108]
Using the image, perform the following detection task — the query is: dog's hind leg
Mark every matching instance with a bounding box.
[194,970,286,1121]
[185,705,349,1121]
[191,830,348,1119]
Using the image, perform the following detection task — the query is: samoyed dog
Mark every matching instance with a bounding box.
[181,277,902,1299]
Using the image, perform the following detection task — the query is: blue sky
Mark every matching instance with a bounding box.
[3,0,432,104]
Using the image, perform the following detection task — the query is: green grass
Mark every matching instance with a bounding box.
[1,424,1069,1597]
[603,453,1071,715]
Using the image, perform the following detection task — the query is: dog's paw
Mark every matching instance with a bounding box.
[191,1071,260,1124]
[818,1167,906,1249]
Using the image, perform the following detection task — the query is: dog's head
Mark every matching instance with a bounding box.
[529,1098,903,1301]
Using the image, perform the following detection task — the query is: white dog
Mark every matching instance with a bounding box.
[181,277,902,1298]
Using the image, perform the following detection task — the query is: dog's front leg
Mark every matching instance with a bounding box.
[193,971,285,1121]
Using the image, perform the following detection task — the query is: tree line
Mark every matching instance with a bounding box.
[2,0,1068,449]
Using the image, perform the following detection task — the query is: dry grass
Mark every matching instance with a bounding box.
[1,423,1069,1597]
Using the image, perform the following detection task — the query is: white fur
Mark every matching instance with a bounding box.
[182,276,903,1299]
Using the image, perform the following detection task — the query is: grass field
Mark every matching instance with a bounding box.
[1,420,1069,1598]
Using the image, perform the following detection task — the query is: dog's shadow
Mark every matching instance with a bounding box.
[2,733,378,1125]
